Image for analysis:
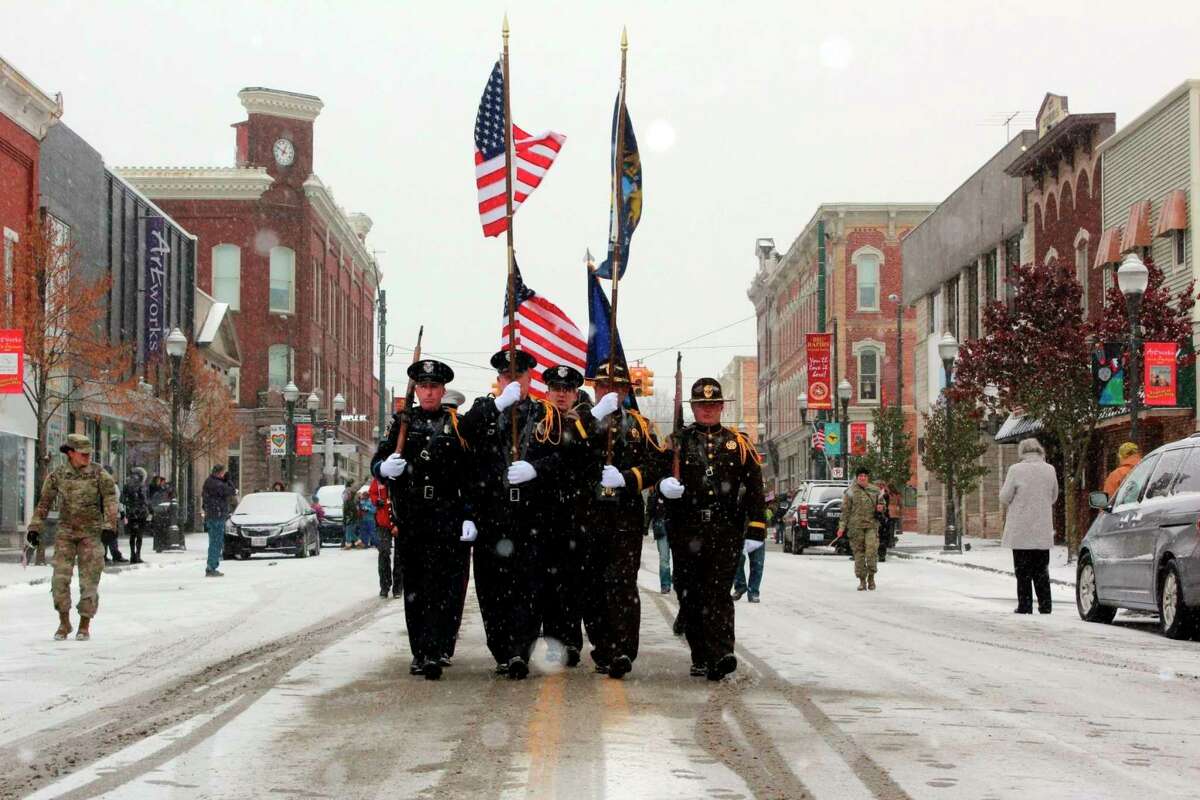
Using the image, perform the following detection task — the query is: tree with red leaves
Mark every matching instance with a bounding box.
[1095,255,1195,368]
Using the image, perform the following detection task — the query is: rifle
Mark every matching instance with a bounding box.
[672,351,683,479]
[393,326,424,455]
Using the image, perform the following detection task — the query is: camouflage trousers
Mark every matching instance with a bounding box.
[52,531,104,617]
[848,526,878,579]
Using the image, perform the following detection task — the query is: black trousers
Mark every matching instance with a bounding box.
[540,526,585,651]
[127,521,145,560]
[671,524,741,668]
[474,522,542,665]
[582,523,643,667]
[398,529,469,663]
[446,545,471,657]
[1013,549,1051,612]
[377,530,402,596]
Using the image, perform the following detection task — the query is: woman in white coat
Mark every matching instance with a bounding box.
[999,438,1059,614]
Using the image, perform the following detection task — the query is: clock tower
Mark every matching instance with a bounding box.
[233,87,323,195]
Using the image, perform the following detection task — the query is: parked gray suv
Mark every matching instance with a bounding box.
[1079,435,1200,638]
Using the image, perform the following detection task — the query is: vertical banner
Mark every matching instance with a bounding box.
[295,423,313,456]
[1092,342,1125,406]
[1144,342,1178,406]
[806,333,832,410]
[850,421,868,455]
[824,422,842,457]
[0,329,23,394]
[268,424,287,456]
[144,216,169,359]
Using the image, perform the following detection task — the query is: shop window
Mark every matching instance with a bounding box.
[269,246,295,313]
[212,244,241,310]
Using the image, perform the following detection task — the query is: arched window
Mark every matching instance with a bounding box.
[852,247,882,311]
[211,244,241,310]
[267,344,293,389]
[269,246,295,313]
[857,347,880,403]
[1075,230,1091,316]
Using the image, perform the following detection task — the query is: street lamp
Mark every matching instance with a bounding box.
[1118,252,1149,446]
[332,392,346,481]
[837,378,852,480]
[938,332,960,553]
[798,392,810,479]
[283,381,300,488]
[889,292,903,408]
[164,327,188,543]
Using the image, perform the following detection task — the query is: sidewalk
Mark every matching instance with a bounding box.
[0,533,209,589]
[893,532,1077,587]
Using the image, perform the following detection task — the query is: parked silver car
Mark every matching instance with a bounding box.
[1080,435,1200,638]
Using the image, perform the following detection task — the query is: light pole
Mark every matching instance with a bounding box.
[798,392,810,479]
[332,392,346,482]
[305,390,319,489]
[283,381,300,488]
[1118,253,1149,446]
[164,327,188,542]
[837,379,852,480]
[889,292,903,408]
[938,332,960,553]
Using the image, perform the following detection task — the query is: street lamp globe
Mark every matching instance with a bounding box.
[837,379,852,402]
[333,393,346,413]
[306,391,320,411]
[164,327,187,358]
[1117,252,1149,298]
[137,377,154,396]
[282,381,300,403]
[798,392,808,412]
[888,293,899,304]
[938,332,960,365]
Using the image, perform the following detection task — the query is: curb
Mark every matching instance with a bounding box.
[890,549,1077,589]
[0,552,204,591]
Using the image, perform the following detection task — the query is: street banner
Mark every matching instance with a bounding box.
[806,333,832,410]
[0,329,23,394]
[1092,342,1125,406]
[295,424,313,456]
[850,422,868,455]
[144,216,169,359]
[824,422,842,457]
[268,424,287,456]
[1144,342,1178,406]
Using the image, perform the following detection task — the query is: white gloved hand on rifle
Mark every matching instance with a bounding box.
[379,454,407,479]
[494,381,522,412]
[507,460,537,485]
[461,520,478,543]
[600,464,626,489]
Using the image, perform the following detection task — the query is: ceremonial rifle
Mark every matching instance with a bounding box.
[392,326,424,455]
[672,351,683,479]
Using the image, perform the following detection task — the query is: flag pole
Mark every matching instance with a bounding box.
[502,14,519,460]
[605,26,629,465]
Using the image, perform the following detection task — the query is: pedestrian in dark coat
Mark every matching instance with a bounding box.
[201,466,237,577]
[121,467,151,564]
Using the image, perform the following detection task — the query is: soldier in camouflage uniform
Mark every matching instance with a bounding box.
[26,434,119,640]
[839,466,884,591]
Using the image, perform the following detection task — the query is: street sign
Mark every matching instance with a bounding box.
[831,467,844,479]
[317,442,359,456]
[342,413,368,422]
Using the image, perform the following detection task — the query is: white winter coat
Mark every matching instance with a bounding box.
[999,453,1059,550]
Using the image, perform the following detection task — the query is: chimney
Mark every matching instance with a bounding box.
[232,121,249,167]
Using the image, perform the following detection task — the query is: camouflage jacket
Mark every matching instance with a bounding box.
[839,483,881,533]
[28,462,119,535]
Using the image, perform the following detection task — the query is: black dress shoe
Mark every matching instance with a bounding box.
[707,653,737,681]
[608,655,632,679]
[438,655,453,667]
[565,647,581,667]
[1038,607,1052,615]
[690,664,706,677]
[494,662,509,676]
[379,590,389,598]
[672,613,685,637]
[410,660,422,675]
[1013,607,1032,614]
[594,663,609,675]
[731,589,745,601]
[423,660,443,681]
[507,656,529,680]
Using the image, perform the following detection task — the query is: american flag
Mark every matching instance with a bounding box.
[475,61,566,238]
[500,265,587,398]
[812,423,826,451]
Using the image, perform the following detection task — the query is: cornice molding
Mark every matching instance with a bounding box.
[0,57,63,139]
[239,87,323,122]
[112,167,274,200]
[303,175,381,288]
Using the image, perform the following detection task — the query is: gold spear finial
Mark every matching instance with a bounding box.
[621,26,628,50]
[503,13,509,38]
[585,247,596,271]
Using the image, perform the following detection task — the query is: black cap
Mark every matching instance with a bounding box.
[407,359,454,384]
[490,349,538,374]
[689,378,725,403]
[591,361,631,385]
[545,364,584,390]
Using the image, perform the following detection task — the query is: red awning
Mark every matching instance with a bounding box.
[1093,226,1124,269]
[1120,200,1153,252]
[1155,189,1188,238]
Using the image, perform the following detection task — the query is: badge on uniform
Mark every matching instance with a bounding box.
[630,428,640,440]
[725,440,737,450]
[423,361,434,373]
[419,449,431,461]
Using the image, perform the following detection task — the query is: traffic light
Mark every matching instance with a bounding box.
[641,367,655,397]
[629,366,645,396]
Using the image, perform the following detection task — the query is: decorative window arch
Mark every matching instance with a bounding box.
[211,244,241,310]
[1044,247,1059,266]
[851,245,883,312]
[852,339,885,404]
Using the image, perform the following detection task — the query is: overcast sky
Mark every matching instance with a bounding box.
[7,0,1200,412]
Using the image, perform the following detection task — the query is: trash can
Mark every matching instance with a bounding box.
[150,501,186,551]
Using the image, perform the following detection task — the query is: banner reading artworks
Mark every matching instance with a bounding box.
[144,216,169,359]
[806,333,832,410]
[1144,342,1178,407]
[850,421,868,456]
[269,424,287,456]
[295,424,314,456]
[0,329,23,394]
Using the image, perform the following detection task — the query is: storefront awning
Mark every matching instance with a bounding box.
[994,413,1044,444]
[1120,200,1153,252]
[1155,189,1188,238]
[1093,226,1124,269]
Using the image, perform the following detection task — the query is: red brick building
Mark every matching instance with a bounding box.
[117,88,382,492]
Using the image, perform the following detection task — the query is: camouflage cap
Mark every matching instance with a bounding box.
[61,433,93,454]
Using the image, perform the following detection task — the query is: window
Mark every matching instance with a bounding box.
[945,276,959,338]
[1171,448,1200,495]
[1145,449,1186,500]
[965,264,979,340]
[269,246,295,313]
[212,244,241,310]
[3,227,19,326]
[267,344,293,389]
[984,251,997,302]
[313,258,321,323]
[1075,235,1090,318]
[853,249,880,311]
[926,293,935,334]
[1175,231,1186,269]
[858,348,879,402]
[1113,454,1159,508]
[227,367,241,403]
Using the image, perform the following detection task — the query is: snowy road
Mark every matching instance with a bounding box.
[4,541,1200,799]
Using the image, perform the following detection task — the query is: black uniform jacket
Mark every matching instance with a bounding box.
[669,423,767,541]
[371,407,471,528]
[581,406,671,529]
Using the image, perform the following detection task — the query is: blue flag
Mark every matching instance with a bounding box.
[586,269,627,377]
[596,92,642,280]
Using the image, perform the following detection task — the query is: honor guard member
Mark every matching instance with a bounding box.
[839,467,884,591]
[659,379,766,680]
[372,359,473,680]
[582,362,670,679]
[458,349,581,679]
[26,434,119,641]
[540,363,595,667]
[440,386,470,661]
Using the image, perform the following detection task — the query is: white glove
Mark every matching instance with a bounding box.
[591,391,621,421]
[379,454,407,479]
[461,520,478,542]
[743,539,764,556]
[507,460,537,484]
[659,477,685,499]
[495,381,522,412]
[600,465,626,489]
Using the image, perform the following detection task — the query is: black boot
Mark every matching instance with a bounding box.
[608,655,632,680]
[707,653,737,681]
[506,656,529,680]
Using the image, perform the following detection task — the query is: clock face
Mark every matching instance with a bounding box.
[273,138,295,167]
